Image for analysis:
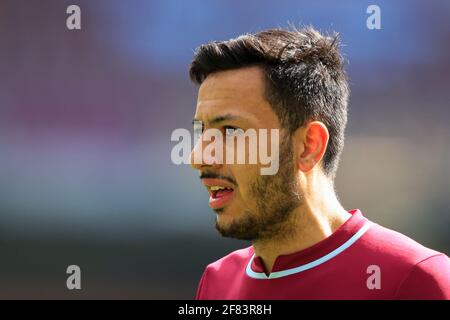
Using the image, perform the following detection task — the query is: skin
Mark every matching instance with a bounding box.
[190,66,351,275]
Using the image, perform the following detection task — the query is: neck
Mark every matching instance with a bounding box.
[252,173,351,275]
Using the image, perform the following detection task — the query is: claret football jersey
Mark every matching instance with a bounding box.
[196,209,450,299]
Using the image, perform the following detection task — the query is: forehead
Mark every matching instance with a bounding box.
[195,66,278,126]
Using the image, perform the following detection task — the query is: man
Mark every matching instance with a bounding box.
[188,27,450,299]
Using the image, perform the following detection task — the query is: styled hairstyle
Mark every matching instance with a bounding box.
[189,27,349,179]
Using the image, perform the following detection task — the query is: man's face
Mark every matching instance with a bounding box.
[191,66,302,241]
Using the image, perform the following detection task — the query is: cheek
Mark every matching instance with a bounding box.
[232,164,260,201]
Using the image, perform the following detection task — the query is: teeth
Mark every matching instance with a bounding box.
[210,186,228,191]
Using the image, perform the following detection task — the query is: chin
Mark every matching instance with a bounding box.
[215,211,236,228]
[215,211,231,225]
[213,205,236,216]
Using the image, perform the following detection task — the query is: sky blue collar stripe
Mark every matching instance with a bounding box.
[246,222,371,280]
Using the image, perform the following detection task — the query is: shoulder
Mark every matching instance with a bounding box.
[394,253,450,299]
[195,246,253,299]
[362,221,450,299]
[204,246,253,274]
[362,221,445,266]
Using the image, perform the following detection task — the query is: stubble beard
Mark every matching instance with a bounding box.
[215,137,303,242]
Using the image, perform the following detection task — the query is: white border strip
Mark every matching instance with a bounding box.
[246,222,371,280]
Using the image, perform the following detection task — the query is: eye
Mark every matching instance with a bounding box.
[224,126,244,136]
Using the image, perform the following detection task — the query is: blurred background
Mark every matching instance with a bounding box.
[0,0,449,299]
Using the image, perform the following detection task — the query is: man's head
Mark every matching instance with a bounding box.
[189,27,349,241]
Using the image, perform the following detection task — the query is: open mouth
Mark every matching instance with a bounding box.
[208,186,235,209]
[201,178,236,210]
[210,186,234,198]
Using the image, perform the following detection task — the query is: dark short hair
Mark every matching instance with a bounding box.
[189,27,349,179]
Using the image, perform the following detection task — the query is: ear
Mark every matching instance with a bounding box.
[294,121,329,173]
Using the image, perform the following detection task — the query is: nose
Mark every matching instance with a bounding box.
[190,134,224,171]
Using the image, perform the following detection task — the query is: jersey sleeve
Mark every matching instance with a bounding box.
[395,254,450,300]
[195,268,208,300]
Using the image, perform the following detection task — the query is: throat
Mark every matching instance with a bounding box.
[252,208,349,275]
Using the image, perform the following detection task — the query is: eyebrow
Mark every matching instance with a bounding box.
[192,114,243,126]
